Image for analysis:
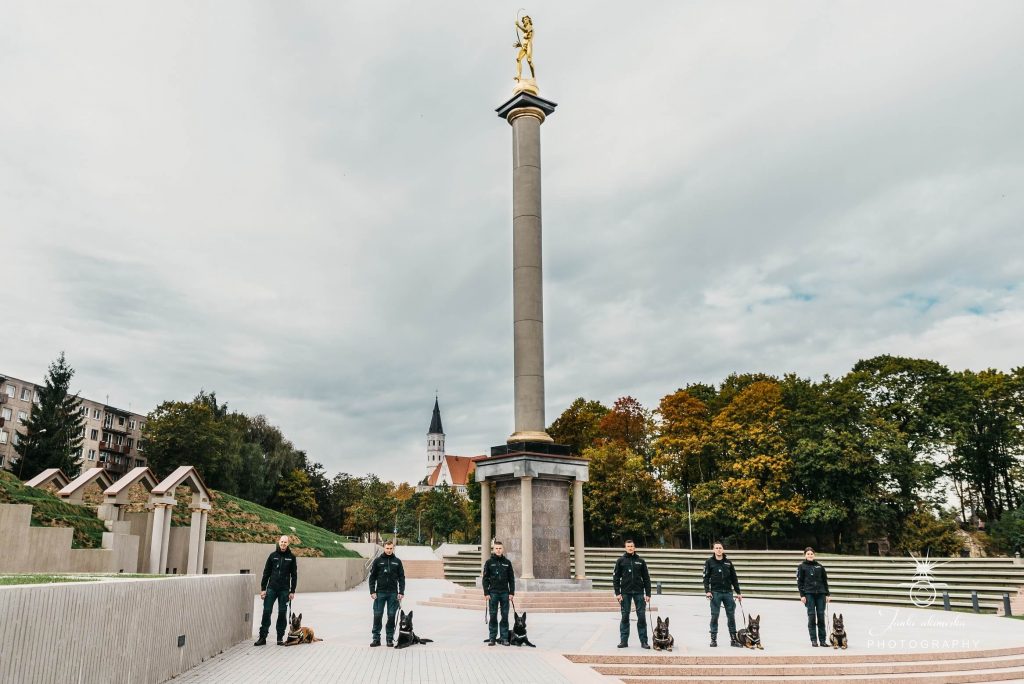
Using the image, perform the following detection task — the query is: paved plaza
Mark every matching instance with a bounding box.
[170,578,1024,683]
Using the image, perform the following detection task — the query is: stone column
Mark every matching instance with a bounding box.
[573,479,586,579]
[148,505,165,574]
[520,476,534,579]
[186,508,203,574]
[158,504,172,574]
[507,105,553,444]
[480,480,491,553]
[196,510,208,574]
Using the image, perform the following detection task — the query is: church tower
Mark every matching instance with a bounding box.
[426,396,445,482]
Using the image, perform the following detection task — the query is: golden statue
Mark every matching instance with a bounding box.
[514,14,537,94]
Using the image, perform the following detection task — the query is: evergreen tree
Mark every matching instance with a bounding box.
[14,352,85,480]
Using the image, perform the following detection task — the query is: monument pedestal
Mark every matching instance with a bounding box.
[476,442,589,583]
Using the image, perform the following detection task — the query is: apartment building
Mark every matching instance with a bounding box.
[0,373,148,478]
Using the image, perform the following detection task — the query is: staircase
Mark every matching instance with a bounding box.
[443,548,1024,613]
[418,586,657,613]
[565,646,1024,683]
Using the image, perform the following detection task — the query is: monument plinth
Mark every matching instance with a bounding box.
[474,41,590,590]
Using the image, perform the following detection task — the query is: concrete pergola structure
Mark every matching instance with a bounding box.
[57,467,114,506]
[150,466,212,576]
[24,468,71,490]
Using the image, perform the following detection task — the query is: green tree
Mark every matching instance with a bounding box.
[548,398,609,454]
[273,468,321,524]
[889,504,964,557]
[345,475,395,542]
[421,483,467,544]
[989,507,1024,555]
[582,441,674,546]
[14,352,86,480]
[142,394,242,490]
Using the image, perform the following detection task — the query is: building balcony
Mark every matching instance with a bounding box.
[99,442,129,455]
[102,423,129,435]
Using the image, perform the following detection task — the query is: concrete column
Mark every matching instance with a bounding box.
[507,107,553,444]
[196,510,208,574]
[520,476,534,579]
[480,480,491,552]
[148,505,165,574]
[186,508,203,574]
[159,504,172,573]
[573,479,586,579]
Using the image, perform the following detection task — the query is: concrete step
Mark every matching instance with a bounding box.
[401,560,445,579]
[567,647,1024,683]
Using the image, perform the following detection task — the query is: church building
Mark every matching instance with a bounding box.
[416,397,480,497]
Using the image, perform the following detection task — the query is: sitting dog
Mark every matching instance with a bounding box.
[828,613,848,650]
[736,614,763,650]
[652,616,674,652]
[509,610,536,647]
[283,612,322,646]
[394,610,433,650]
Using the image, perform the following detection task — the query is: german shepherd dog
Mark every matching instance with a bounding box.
[394,610,433,649]
[828,613,848,649]
[736,614,763,649]
[652,616,674,651]
[510,610,536,647]
[283,612,322,646]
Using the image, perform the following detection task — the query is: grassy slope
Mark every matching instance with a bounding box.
[190,490,359,558]
[0,471,105,548]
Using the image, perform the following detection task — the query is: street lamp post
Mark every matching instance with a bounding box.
[686,491,693,550]
[417,510,422,545]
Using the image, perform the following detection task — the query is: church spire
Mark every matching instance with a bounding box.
[428,396,444,434]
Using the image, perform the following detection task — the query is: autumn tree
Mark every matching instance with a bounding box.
[583,441,675,546]
[692,381,804,546]
[653,389,714,490]
[598,396,654,459]
[548,398,608,454]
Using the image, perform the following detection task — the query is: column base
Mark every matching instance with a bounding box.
[518,578,594,592]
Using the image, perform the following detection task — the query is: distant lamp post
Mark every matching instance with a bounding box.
[417,509,422,545]
[686,490,693,550]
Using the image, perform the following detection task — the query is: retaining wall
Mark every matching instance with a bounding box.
[0,574,257,684]
[204,541,367,592]
[0,504,138,573]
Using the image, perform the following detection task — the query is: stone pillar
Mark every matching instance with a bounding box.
[196,510,208,574]
[148,505,165,574]
[506,103,554,444]
[480,480,491,552]
[186,508,203,574]
[159,504,172,573]
[573,479,586,579]
[520,476,534,579]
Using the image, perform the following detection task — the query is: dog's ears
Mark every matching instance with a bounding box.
[407,610,413,620]
[665,617,669,628]
[753,615,760,624]
[298,613,302,621]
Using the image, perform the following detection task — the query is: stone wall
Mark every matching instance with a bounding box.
[204,541,367,593]
[495,480,523,575]
[0,504,139,574]
[0,574,257,684]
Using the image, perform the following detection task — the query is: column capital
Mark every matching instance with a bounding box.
[496,92,558,121]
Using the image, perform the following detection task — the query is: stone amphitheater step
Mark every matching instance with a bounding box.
[401,559,446,579]
[566,646,1024,683]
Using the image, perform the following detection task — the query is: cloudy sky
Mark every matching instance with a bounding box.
[3,2,1022,484]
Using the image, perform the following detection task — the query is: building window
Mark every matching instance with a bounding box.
[140,422,146,431]
[88,449,96,460]
[118,416,125,426]
[1,408,10,421]
[126,438,134,450]
[137,439,145,451]
[81,426,87,437]
[93,408,101,419]
[0,430,7,444]
[33,392,41,404]
[129,420,136,430]
[20,388,31,401]
[4,385,14,398]
[12,432,20,446]
[17,411,28,423]
[80,406,88,415]
[90,429,98,440]
[135,459,144,467]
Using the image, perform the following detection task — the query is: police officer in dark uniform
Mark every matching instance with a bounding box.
[796,547,831,646]
[482,541,516,645]
[368,540,406,647]
[613,539,651,649]
[256,535,298,646]
[703,540,743,647]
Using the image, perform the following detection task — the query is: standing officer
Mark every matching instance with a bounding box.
[482,541,516,646]
[613,539,651,649]
[703,541,743,647]
[256,535,298,646]
[368,539,406,647]
[796,547,831,646]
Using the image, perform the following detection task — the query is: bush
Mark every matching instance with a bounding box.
[989,508,1024,555]
[890,505,964,557]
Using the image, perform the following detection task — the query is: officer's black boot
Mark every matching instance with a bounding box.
[730,632,742,647]
[709,633,717,647]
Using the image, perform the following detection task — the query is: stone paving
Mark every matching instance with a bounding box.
[170,578,1024,683]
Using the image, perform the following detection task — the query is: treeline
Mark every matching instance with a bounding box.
[142,392,474,543]
[551,355,1024,556]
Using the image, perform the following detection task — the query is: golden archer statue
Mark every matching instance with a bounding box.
[514,14,536,86]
